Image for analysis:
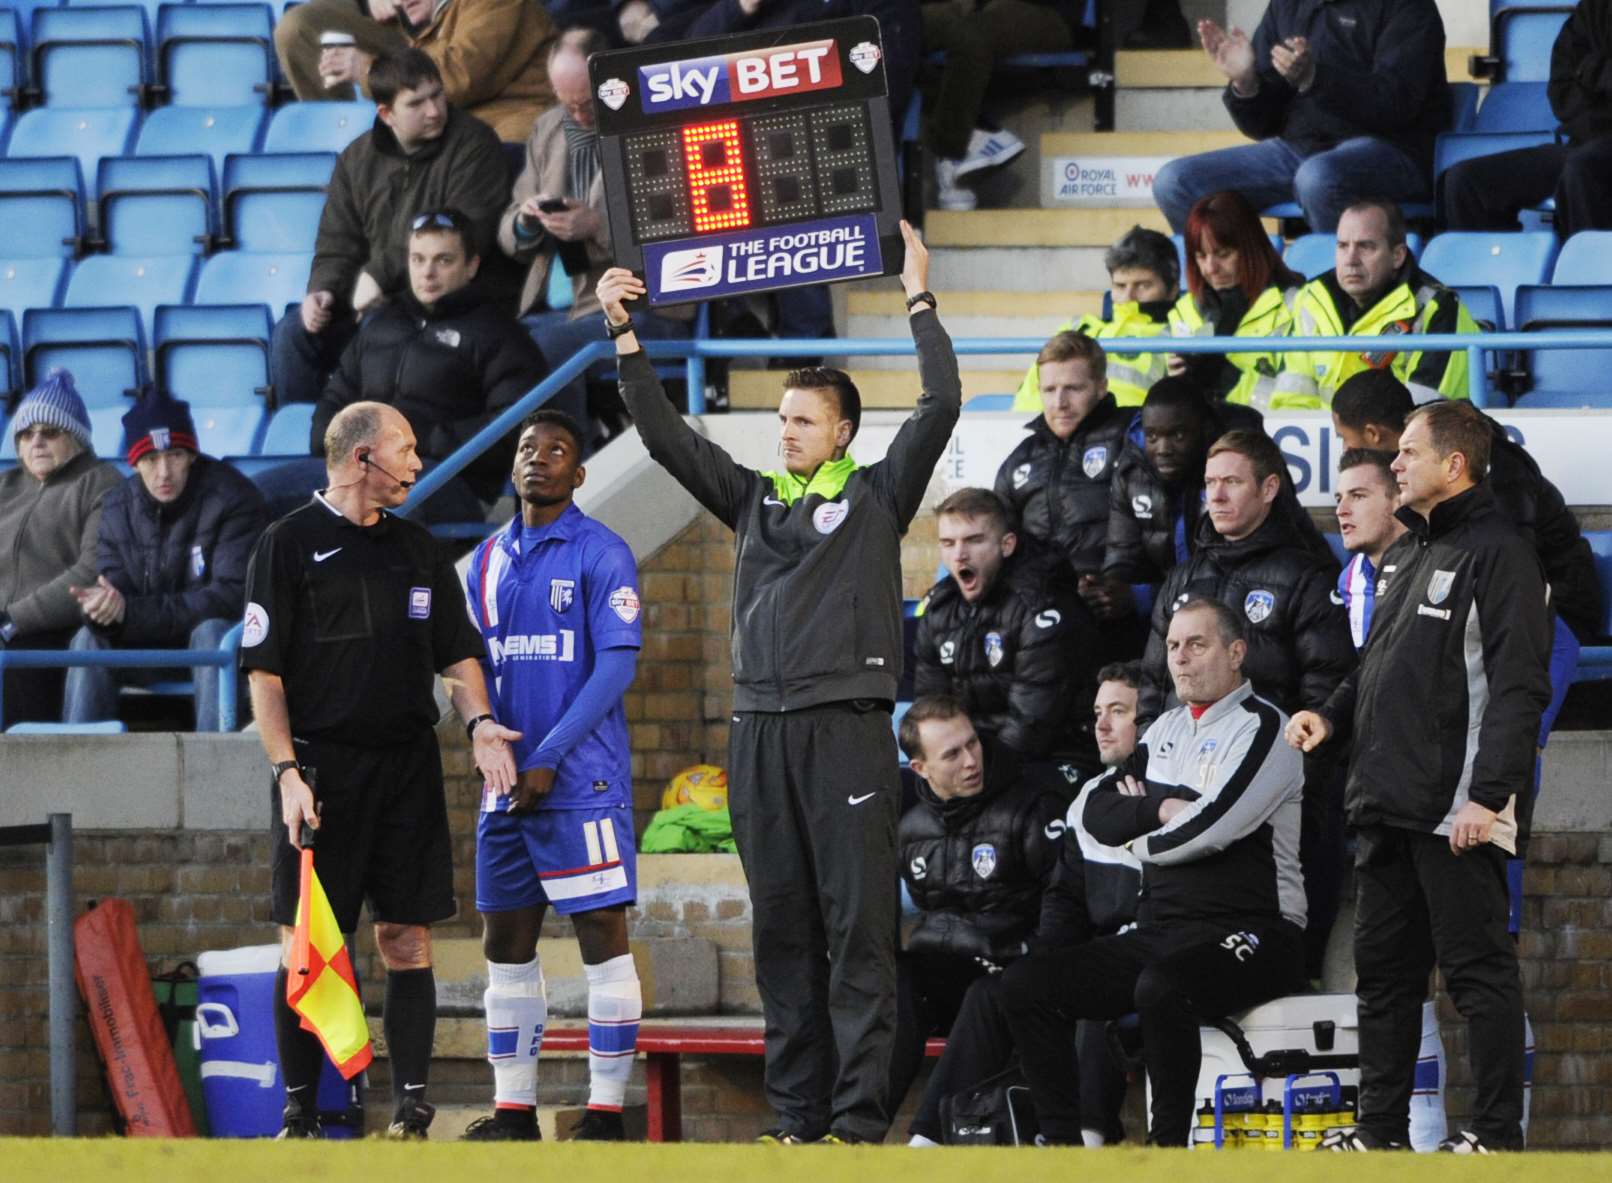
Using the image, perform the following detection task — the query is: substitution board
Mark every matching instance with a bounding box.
[589,16,902,307]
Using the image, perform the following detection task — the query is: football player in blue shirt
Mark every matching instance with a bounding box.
[461,409,643,1142]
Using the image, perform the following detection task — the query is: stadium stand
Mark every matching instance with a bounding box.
[1512,284,1612,407]
[28,4,150,107]
[21,304,143,404]
[1471,3,1573,84]
[260,99,373,154]
[191,249,308,323]
[0,156,85,258]
[1551,230,1612,284]
[135,105,268,179]
[64,253,196,346]
[220,150,332,252]
[95,153,216,254]
[1418,230,1558,327]
[6,107,141,198]
[155,3,276,108]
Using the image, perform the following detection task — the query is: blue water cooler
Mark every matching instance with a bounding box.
[195,944,365,1138]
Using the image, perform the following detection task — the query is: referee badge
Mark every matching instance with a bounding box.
[550,579,575,612]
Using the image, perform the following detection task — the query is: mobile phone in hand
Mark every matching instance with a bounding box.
[537,197,570,214]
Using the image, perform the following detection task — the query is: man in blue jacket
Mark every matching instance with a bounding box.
[62,390,269,730]
[1153,0,1448,233]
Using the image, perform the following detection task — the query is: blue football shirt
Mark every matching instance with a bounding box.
[465,504,641,810]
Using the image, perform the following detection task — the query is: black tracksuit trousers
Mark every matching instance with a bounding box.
[1354,825,1526,1149]
[995,918,1308,1144]
[728,703,902,1142]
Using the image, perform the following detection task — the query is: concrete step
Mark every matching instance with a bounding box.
[925,208,1171,248]
[845,289,1101,319]
[1116,50,1224,89]
[729,368,1027,409]
[427,936,719,1017]
[923,246,1113,292]
[1117,88,1236,132]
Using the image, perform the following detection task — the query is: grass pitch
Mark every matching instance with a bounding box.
[3,1139,1607,1183]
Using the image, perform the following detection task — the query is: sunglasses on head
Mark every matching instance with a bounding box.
[412,211,459,231]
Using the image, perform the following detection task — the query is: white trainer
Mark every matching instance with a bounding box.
[935,158,977,210]
[953,127,1026,178]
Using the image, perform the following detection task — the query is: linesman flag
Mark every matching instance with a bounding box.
[287,845,373,1079]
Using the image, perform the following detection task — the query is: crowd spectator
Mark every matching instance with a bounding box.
[1014,226,1180,410]
[888,697,1064,1129]
[61,391,269,731]
[1444,0,1612,240]
[1278,200,1481,405]
[994,332,1136,653]
[0,372,123,728]
[1103,376,1252,589]
[1167,191,1303,409]
[1142,430,1352,977]
[905,664,1145,1148]
[913,488,1100,790]
[1153,1,1449,234]
[306,208,549,522]
[310,0,558,142]
[1117,0,1188,49]
[1331,446,1404,652]
[274,50,510,408]
[273,0,408,101]
[920,0,1071,211]
[999,598,1309,1145]
[500,28,691,437]
[1288,401,1551,1154]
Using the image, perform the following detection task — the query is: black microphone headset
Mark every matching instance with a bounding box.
[358,449,415,490]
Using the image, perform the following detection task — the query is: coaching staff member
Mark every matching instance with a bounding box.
[1288,400,1551,1154]
[241,401,519,1139]
[602,221,959,1144]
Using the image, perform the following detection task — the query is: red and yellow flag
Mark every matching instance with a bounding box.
[287,846,373,1079]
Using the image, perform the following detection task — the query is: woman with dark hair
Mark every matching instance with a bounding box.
[1167,190,1304,409]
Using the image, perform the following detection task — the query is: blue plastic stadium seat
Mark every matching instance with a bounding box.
[66,254,197,345]
[154,302,272,407]
[1512,284,1612,407]
[0,310,19,404]
[1474,81,1555,132]
[30,5,148,107]
[96,154,216,255]
[88,401,126,454]
[1,9,21,111]
[256,400,314,454]
[1451,284,1506,331]
[1575,532,1612,679]
[1449,81,1481,132]
[190,402,264,456]
[961,393,1014,412]
[1551,231,1612,284]
[135,106,267,184]
[262,101,375,154]
[158,3,275,107]
[6,108,141,198]
[0,257,69,316]
[1485,8,1572,83]
[1419,231,1557,328]
[22,305,144,406]
[1282,233,1333,281]
[1433,131,1554,184]
[221,151,335,252]
[192,250,310,318]
[0,156,85,259]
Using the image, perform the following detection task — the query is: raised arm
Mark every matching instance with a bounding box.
[603,268,756,529]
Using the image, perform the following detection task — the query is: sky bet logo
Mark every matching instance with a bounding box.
[639,39,842,113]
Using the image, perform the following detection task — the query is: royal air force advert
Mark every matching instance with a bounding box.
[588,17,904,307]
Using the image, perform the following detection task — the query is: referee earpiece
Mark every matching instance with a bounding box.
[358,450,371,465]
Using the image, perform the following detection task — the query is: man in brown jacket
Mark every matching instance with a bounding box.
[279,0,556,135]
[499,28,688,437]
[270,50,511,407]
[0,370,122,726]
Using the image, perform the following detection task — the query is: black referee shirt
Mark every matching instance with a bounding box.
[239,492,484,746]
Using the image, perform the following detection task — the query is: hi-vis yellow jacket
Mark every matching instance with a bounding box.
[1276,268,1480,407]
[1013,301,1172,411]
[1167,284,1302,409]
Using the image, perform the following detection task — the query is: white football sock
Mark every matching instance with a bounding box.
[584,953,641,1111]
[484,956,545,1109]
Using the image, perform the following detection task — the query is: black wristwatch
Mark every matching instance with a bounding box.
[905,290,937,312]
[465,713,495,742]
[271,759,300,787]
[605,316,636,339]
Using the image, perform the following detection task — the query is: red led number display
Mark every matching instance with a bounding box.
[682,119,752,233]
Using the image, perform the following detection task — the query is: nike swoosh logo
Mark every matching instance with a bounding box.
[848,792,877,805]
[763,497,785,508]
[313,548,343,562]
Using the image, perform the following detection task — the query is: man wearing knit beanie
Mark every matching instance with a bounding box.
[0,370,122,725]
[62,388,269,730]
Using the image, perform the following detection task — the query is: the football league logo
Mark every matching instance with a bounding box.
[848,40,882,74]
[597,77,630,111]
[660,246,724,291]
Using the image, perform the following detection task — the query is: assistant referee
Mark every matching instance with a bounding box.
[240,401,518,1139]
